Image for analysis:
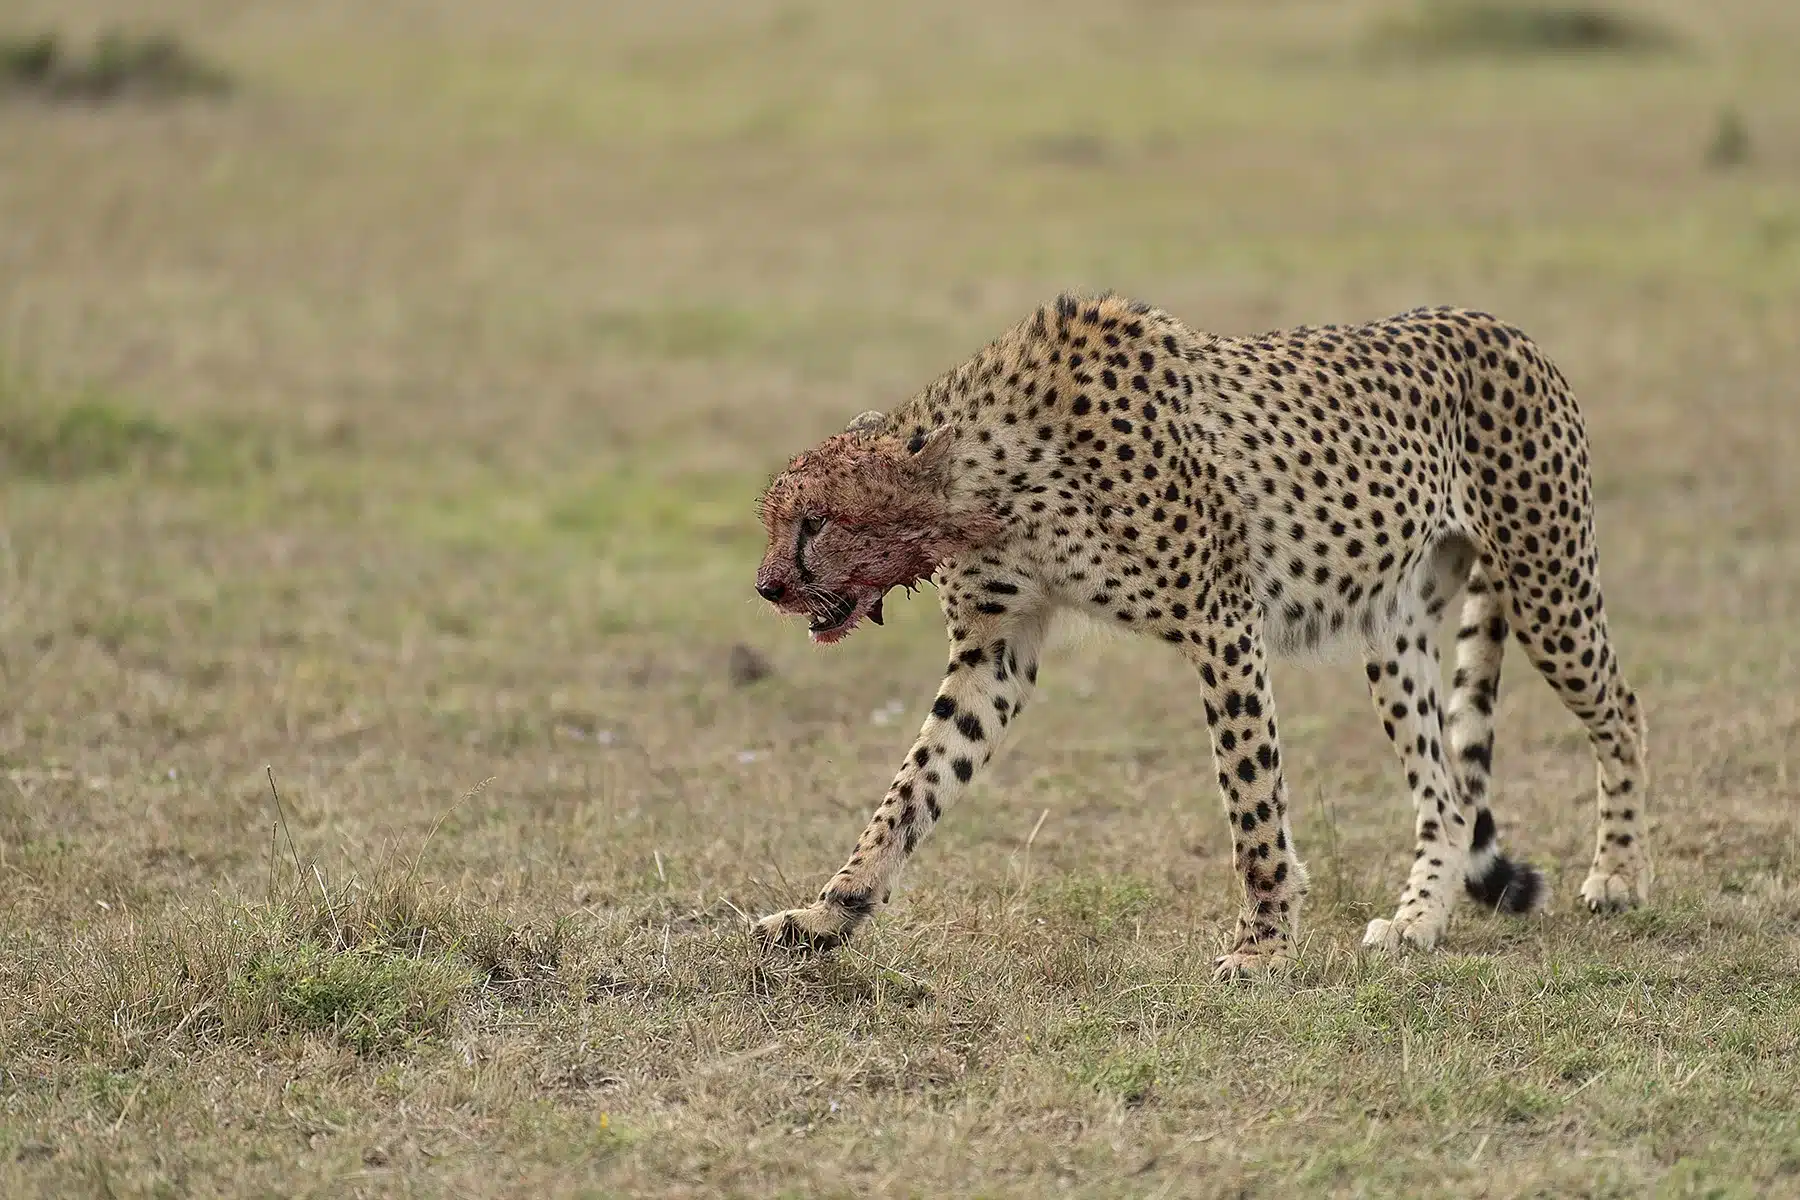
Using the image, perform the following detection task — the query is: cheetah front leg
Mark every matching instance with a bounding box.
[753,580,1048,953]
[1179,611,1310,980]
[1361,618,1471,954]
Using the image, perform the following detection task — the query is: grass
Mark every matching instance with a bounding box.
[1708,106,1755,168]
[1366,2,1686,60]
[0,29,229,102]
[2,0,1800,1194]
[0,393,179,479]
[7,773,565,1063]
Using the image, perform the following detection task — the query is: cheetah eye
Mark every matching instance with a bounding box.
[800,515,826,538]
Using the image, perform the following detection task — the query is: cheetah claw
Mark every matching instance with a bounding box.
[1361,912,1447,954]
[1579,869,1648,913]
[1212,947,1295,981]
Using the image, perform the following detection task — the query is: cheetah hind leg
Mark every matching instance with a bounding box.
[1447,559,1546,915]
[1500,568,1650,912]
[1576,687,1650,911]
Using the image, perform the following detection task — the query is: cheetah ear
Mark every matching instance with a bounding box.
[903,425,956,479]
[844,410,886,435]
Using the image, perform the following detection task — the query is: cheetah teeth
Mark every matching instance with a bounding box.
[808,594,857,633]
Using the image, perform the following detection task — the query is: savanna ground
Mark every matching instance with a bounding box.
[2,1,1799,1195]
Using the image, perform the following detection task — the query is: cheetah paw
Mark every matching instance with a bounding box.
[1211,947,1294,981]
[1579,868,1648,913]
[751,904,853,954]
[1362,911,1447,954]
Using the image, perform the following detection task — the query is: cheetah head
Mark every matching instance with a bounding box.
[755,412,1002,645]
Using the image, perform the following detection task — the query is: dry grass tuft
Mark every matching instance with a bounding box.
[8,858,563,1064]
[5,777,565,1065]
[1706,105,1753,169]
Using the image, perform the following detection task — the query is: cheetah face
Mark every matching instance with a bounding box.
[756,510,902,644]
[756,422,1003,646]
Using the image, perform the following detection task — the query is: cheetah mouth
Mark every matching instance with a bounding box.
[807,588,887,644]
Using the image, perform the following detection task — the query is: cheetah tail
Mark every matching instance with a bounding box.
[1464,850,1546,915]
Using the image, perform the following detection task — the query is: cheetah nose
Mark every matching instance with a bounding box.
[757,581,786,603]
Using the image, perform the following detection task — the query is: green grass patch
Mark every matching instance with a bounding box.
[0,368,275,483]
[571,300,956,377]
[0,29,230,102]
[235,942,472,1056]
[1037,874,1159,935]
[383,457,768,569]
[0,364,769,584]
[545,465,763,554]
[9,852,563,1062]
[591,304,794,362]
[1074,1051,1160,1105]
[1368,2,1684,61]
[0,381,179,480]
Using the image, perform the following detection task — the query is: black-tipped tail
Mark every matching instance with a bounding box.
[1465,853,1545,914]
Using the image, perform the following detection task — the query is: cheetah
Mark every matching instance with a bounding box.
[752,294,1649,978]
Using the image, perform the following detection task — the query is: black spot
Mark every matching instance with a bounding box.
[932,696,957,719]
[952,757,974,783]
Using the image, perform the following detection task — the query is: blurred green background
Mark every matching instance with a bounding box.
[3,2,1800,1196]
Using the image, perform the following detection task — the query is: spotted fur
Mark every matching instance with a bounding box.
[752,294,1649,978]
